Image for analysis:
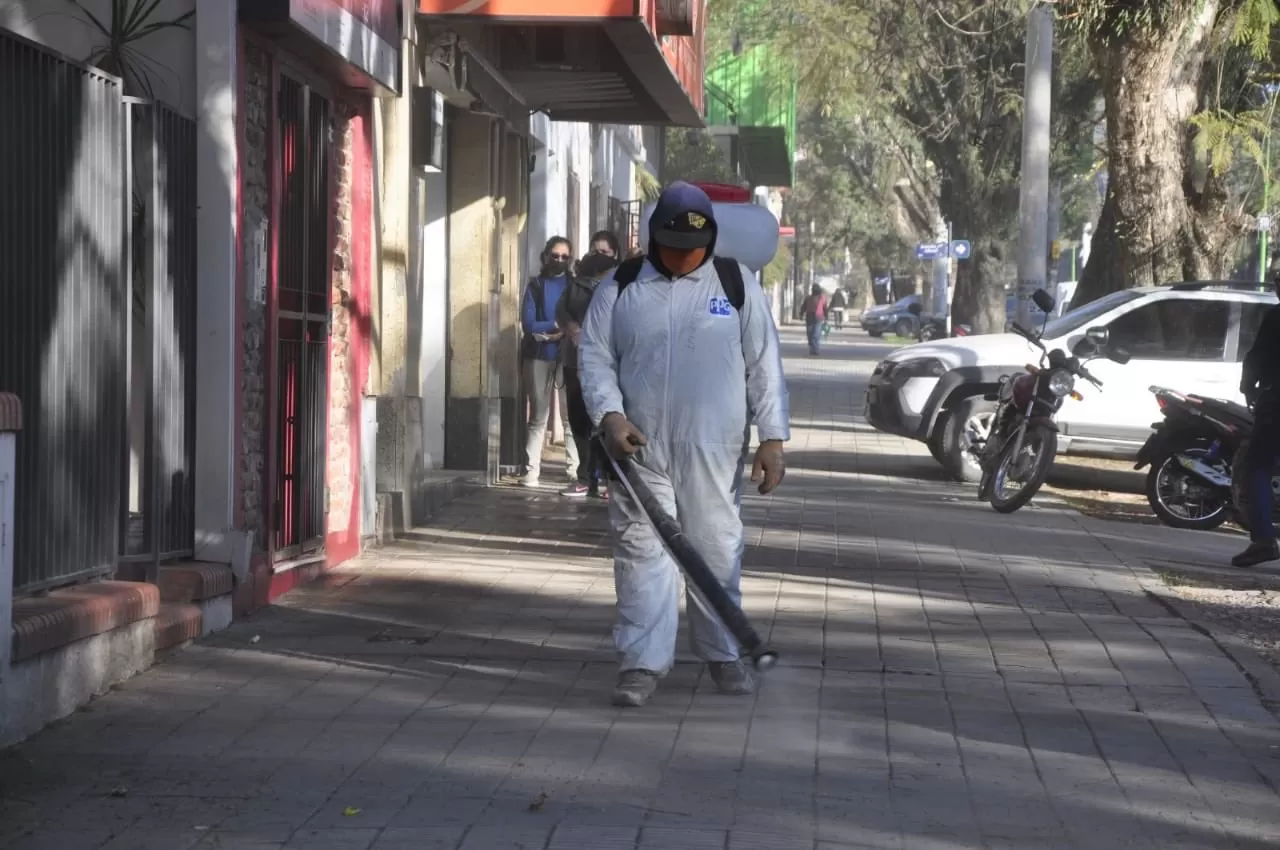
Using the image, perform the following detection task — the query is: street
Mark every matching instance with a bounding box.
[4,327,1280,850]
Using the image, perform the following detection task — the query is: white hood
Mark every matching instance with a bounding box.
[885,333,1044,370]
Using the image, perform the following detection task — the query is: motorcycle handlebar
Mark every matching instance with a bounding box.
[1076,363,1102,388]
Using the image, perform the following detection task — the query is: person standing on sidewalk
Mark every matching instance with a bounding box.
[1234,275,1280,567]
[556,249,617,499]
[579,182,790,707]
[801,284,828,356]
[521,237,580,488]
[829,287,848,330]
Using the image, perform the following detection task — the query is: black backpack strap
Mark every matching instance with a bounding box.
[613,255,745,311]
[612,257,645,295]
[712,256,746,310]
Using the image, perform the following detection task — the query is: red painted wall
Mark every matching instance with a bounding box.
[324,107,373,567]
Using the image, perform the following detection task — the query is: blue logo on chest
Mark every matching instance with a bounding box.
[708,295,733,317]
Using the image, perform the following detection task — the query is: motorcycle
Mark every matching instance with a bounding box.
[1134,388,1252,530]
[977,289,1132,513]
[906,302,972,341]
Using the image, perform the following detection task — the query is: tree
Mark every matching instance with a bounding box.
[1061,0,1280,302]
[662,128,740,184]
[739,0,1101,332]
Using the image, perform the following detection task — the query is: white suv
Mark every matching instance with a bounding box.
[865,283,1279,481]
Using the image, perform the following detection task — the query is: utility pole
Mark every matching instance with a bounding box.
[1016,3,1053,327]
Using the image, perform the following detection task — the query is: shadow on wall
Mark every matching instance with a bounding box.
[1,30,129,591]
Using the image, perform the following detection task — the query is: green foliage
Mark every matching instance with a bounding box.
[1189,107,1270,175]
[662,128,740,185]
[70,0,193,99]
[762,240,792,290]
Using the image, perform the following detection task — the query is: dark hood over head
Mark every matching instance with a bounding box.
[648,181,718,277]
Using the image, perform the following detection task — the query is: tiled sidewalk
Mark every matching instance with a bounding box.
[4,328,1280,849]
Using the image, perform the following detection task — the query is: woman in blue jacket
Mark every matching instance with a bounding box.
[521,237,579,487]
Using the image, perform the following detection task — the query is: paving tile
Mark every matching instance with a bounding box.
[8,328,1280,849]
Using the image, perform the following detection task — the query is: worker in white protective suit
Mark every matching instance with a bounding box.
[578,182,790,707]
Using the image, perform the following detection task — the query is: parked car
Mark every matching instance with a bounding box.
[865,282,1278,482]
[860,294,921,338]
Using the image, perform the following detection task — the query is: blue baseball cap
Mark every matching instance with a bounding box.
[650,182,716,250]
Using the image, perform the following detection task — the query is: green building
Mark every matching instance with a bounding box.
[704,41,797,188]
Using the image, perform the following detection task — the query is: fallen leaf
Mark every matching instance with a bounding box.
[343,806,362,817]
[110,787,128,798]
[527,792,548,812]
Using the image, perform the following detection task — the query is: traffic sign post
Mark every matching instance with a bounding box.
[950,240,971,260]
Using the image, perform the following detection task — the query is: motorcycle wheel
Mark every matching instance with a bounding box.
[1230,439,1280,533]
[988,424,1057,514]
[1145,446,1229,531]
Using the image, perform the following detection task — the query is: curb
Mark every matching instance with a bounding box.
[1140,577,1280,712]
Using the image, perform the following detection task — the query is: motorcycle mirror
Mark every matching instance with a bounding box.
[1108,345,1132,365]
[1032,289,1056,313]
[1071,337,1097,357]
[1085,325,1110,346]
[907,303,923,315]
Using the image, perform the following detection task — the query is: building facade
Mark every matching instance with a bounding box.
[0,0,705,746]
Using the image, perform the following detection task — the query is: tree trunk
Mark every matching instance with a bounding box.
[952,241,1006,334]
[1075,0,1220,305]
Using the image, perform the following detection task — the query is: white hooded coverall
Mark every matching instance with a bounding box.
[578,256,790,674]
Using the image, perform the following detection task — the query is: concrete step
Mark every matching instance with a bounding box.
[154,603,202,652]
[156,562,234,604]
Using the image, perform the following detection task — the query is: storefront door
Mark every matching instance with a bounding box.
[273,73,333,560]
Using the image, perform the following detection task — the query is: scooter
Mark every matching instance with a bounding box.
[1134,388,1252,530]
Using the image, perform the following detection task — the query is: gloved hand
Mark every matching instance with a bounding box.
[601,413,647,459]
[751,440,786,495]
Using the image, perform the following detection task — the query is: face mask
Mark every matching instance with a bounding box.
[544,256,570,276]
[656,246,707,277]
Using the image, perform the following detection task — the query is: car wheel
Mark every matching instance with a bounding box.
[867,330,883,338]
[940,396,996,483]
[927,424,947,463]
[893,318,913,338]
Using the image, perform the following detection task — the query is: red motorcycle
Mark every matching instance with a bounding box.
[977,290,1131,513]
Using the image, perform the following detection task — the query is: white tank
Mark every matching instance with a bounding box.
[639,201,780,272]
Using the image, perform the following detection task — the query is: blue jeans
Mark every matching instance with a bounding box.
[806,317,822,354]
[1246,396,1278,542]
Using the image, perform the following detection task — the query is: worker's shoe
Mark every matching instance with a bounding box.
[1232,539,1280,568]
[612,669,660,707]
[708,660,755,696]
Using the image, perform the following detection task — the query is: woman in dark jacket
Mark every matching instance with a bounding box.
[555,250,619,498]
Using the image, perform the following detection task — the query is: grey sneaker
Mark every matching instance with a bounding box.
[708,660,755,696]
[612,669,660,707]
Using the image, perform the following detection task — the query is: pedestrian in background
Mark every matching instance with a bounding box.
[521,236,579,488]
[830,287,848,330]
[589,229,620,259]
[557,249,618,499]
[802,284,828,356]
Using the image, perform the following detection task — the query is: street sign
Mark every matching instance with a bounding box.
[1258,215,1272,232]
[916,242,946,260]
[950,239,972,260]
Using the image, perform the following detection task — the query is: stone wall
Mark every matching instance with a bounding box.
[239,42,271,552]
[326,103,356,541]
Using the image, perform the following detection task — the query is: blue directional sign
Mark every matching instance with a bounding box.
[915,242,946,260]
[950,239,972,260]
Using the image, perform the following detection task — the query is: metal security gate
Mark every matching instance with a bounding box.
[119,99,198,578]
[1,30,127,592]
[273,74,332,560]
